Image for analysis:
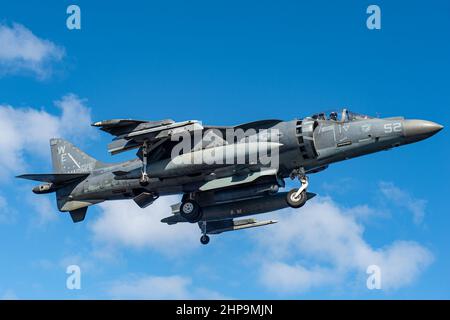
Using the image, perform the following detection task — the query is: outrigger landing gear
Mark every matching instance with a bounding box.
[286,169,309,208]
[200,235,210,245]
[139,141,150,186]
[200,221,210,245]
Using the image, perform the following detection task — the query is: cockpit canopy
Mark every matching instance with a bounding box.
[310,108,373,122]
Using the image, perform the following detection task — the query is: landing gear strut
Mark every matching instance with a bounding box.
[140,141,150,186]
[200,221,210,245]
[286,170,309,208]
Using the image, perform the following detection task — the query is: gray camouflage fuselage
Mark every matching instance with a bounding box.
[19,109,442,241]
[60,115,441,203]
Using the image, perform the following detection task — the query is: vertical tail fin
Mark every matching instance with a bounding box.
[50,138,105,173]
[49,139,107,218]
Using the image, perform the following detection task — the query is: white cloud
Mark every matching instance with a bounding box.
[108,275,191,299]
[32,253,100,278]
[0,23,64,79]
[345,204,386,221]
[108,274,228,300]
[379,181,427,224]
[255,197,433,293]
[59,253,97,274]
[90,196,199,256]
[26,194,58,225]
[54,95,93,141]
[0,94,95,179]
[260,262,338,293]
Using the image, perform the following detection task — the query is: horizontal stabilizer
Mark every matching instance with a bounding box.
[69,207,88,223]
[16,173,89,184]
[58,199,103,212]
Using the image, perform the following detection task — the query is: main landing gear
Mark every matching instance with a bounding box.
[180,198,203,223]
[286,170,309,208]
[139,141,150,186]
[180,196,209,245]
[200,221,210,245]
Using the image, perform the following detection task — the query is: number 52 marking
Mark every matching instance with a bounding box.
[384,122,402,133]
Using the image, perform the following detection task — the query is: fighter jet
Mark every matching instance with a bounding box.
[17,109,443,244]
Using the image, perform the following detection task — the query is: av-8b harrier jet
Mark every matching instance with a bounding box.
[17,109,443,244]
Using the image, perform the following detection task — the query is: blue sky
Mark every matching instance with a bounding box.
[0,0,449,299]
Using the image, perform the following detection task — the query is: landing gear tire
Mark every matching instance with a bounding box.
[200,235,210,245]
[287,188,307,208]
[180,200,202,223]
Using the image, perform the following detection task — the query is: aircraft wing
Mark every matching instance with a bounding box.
[233,119,283,131]
[93,118,283,156]
[92,119,173,136]
[92,118,203,155]
[204,119,282,131]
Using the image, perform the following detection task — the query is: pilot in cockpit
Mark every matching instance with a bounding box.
[329,112,338,121]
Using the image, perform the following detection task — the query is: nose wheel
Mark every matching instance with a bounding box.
[286,173,309,208]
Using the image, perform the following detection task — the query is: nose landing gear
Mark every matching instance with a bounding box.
[286,171,309,208]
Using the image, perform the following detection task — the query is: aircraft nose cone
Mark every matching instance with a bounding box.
[403,120,443,140]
